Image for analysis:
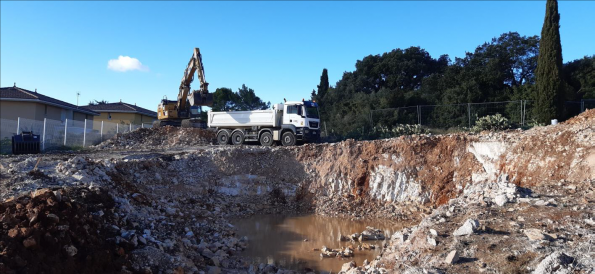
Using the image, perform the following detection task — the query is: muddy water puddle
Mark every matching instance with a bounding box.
[233,215,404,273]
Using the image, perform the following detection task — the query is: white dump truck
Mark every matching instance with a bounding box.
[207,100,321,146]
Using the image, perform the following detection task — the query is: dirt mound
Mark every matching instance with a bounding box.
[564,108,595,125]
[0,188,127,274]
[94,126,216,150]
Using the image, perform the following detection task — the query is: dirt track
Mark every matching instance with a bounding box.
[1,110,594,273]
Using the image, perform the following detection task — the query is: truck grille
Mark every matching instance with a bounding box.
[309,121,319,128]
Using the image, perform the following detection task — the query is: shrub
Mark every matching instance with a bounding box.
[372,124,428,139]
[472,114,510,132]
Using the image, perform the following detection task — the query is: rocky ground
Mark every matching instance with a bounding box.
[92,127,216,150]
[1,110,594,274]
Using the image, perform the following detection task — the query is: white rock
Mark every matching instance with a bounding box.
[427,236,437,247]
[453,219,479,236]
[494,194,508,206]
[430,229,438,236]
[444,250,459,264]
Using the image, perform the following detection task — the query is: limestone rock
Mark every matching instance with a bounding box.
[453,219,479,236]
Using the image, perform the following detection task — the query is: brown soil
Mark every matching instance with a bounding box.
[0,188,128,274]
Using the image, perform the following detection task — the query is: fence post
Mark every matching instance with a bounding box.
[42,118,46,151]
[116,123,119,134]
[519,100,523,126]
[83,119,87,147]
[142,123,144,129]
[129,123,132,132]
[467,103,471,129]
[324,122,328,137]
[64,119,68,146]
[417,105,421,125]
[16,117,20,135]
[100,121,104,142]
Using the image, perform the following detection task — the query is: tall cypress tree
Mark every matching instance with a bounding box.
[534,0,564,123]
[317,68,330,100]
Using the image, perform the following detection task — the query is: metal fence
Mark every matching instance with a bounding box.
[0,117,153,154]
[370,99,594,130]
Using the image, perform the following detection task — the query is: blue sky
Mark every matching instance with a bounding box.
[2,1,594,111]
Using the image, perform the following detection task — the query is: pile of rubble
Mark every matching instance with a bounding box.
[371,177,595,273]
[0,188,126,274]
[93,126,215,150]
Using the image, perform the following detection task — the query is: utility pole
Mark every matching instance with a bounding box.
[77,92,80,106]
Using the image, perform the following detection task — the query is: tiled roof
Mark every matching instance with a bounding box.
[82,102,157,118]
[1,86,99,116]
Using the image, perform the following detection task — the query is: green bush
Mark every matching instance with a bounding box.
[371,124,428,139]
[472,114,510,132]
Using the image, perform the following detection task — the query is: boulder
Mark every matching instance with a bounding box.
[453,219,480,236]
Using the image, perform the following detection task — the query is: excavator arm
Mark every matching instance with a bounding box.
[177,48,213,112]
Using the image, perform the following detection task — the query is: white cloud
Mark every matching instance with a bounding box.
[107,56,149,72]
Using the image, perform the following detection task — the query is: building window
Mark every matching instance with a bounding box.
[108,113,112,120]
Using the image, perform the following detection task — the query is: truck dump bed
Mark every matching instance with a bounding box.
[208,109,280,128]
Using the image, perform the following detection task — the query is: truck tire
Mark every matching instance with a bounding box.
[281,131,296,146]
[259,132,274,146]
[217,130,230,145]
[231,131,245,145]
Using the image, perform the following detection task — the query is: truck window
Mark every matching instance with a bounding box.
[297,106,303,116]
[287,105,298,114]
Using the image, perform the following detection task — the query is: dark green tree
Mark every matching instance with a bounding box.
[317,68,330,100]
[88,100,109,105]
[564,56,595,99]
[211,85,270,111]
[534,0,564,123]
[235,84,270,110]
[211,88,238,111]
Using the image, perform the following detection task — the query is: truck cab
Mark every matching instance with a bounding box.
[281,100,320,142]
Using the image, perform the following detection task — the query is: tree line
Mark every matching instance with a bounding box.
[207,0,593,139]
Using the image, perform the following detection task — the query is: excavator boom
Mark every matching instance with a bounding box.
[177,48,212,111]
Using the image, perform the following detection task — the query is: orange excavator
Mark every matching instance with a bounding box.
[154,48,213,128]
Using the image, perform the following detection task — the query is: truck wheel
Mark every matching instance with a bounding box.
[281,132,296,146]
[217,130,230,145]
[259,132,274,146]
[231,131,245,145]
